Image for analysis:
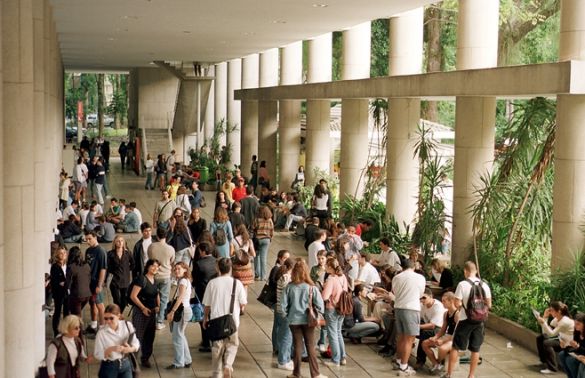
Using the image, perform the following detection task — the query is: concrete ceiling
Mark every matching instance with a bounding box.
[50,0,435,70]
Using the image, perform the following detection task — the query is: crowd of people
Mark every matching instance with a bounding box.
[47,148,585,378]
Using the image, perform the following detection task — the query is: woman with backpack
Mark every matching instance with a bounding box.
[231,224,256,291]
[343,284,381,344]
[254,206,274,281]
[321,257,350,367]
[210,207,233,258]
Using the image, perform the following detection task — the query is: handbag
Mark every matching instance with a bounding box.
[164,286,184,322]
[257,282,276,308]
[307,286,319,328]
[207,278,237,341]
[124,321,141,378]
[190,292,205,322]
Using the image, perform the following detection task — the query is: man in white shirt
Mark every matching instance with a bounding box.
[62,200,80,224]
[443,261,492,378]
[203,258,247,378]
[166,150,176,183]
[356,253,381,286]
[392,260,426,376]
[73,157,88,202]
[416,288,445,369]
[130,201,143,225]
[307,229,327,268]
[372,237,402,272]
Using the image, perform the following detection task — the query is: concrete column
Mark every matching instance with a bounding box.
[227,58,242,167]
[241,54,259,178]
[0,2,4,375]
[305,33,331,185]
[258,49,279,186]
[214,62,227,145]
[386,8,423,229]
[339,22,370,200]
[451,0,499,267]
[2,1,37,376]
[278,41,302,190]
[552,0,585,270]
[204,65,215,144]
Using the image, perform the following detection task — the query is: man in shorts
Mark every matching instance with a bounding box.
[441,261,492,378]
[84,230,107,334]
[392,259,426,376]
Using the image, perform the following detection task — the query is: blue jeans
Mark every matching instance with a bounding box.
[63,234,83,243]
[276,312,293,365]
[272,306,279,353]
[559,350,585,378]
[155,278,171,324]
[98,358,132,378]
[346,321,380,338]
[255,238,270,280]
[175,248,192,266]
[325,308,346,364]
[145,172,154,189]
[172,306,192,367]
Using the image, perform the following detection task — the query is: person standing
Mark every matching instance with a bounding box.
[66,247,92,317]
[153,189,177,232]
[275,257,295,371]
[442,261,492,378]
[50,246,70,337]
[254,206,274,281]
[73,157,88,202]
[202,258,248,378]
[187,208,207,243]
[132,223,153,281]
[154,154,167,190]
[94,158,106,206]
[84,231,108,335]
[210,207,234,259]
[144,153,155,190]
[321,257,349,367]
[168,208,194,265]
[129,259,160,368]
[240,185,259,231]
[118,142,127,170]
[165,150,176,184]
[46,315,88,378]
[392,259,426,376]
[165,262,193,369]
[107,236,134,312]
[147,227,175,330]
[192,242,218,353]
[250,155,258,191]
[281,259,326,378]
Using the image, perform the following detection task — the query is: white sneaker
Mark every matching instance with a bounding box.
[540,369,554,374]
[277,361,294,371]
[397,366,417,376]
[318,344,328,353]
[156,323,166,330]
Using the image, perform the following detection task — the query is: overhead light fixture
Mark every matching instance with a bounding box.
[272,19,287,24]
[121,15,139,20]
[312,3,328,7]
[243,31,256,36]
[107,37,116,41]
[183,30,192,34]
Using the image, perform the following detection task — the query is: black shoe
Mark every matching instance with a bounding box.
[199,346,212,353]
[84,326,97,335]
[184,363,192,368]
[301,356,309,363]
[141,360,151,368]
[165,365,181,370]
[378,345,395,357]
[349,337,362,344]
[377,336,389,345]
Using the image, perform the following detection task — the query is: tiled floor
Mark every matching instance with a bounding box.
[48,158,563,377]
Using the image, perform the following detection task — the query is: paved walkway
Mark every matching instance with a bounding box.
[47,158,562,378]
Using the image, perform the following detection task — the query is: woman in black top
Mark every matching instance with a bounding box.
[188,207,207,243]
[559,312,585,378]
[50,246,70,336]
[431,258,454,291]
[129,259,161,368]
[66,246,92,316]
[107,236,134,311]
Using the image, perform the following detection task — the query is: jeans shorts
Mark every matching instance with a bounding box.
[395,308,420,336]
[452,319,485,352]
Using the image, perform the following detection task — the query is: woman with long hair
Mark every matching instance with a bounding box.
[281,259,325,378]
[129,259,161,368]
[165,262,193,369]
[210,207,233,259]
[559,312,585,378]
[188,207,207,244]
[311,179,331,228]
[107,235,134,311]
[50,246,70,337]
[46,315,88,378]
[536,301,575,373]
[274,258,295,371]
[94,304,140,378]
[214,191,230,211]
[321,257,349,367]
[66,246,92,316]
[231,224,256,289]
[169,208,194,265]
[254,206,274,281]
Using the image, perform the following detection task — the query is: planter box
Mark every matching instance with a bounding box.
[486,313,539,354]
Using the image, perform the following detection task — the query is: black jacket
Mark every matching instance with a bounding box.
[50,263,68,299]
[192,255,217,300]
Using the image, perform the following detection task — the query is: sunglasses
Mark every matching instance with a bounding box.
[104,316,116,321]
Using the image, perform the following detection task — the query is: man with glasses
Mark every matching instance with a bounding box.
[415,288,445,370]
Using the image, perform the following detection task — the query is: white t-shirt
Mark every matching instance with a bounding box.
[141,238,152,266]
[202,275,247,328]
[421,299,445,328]
[79,209,89,227]
[392,269,426,311]
[74,163,88,183]
[357,262,381,286]
[377,249,402,271]
[145,159,154,173]
[307,240,325,268]
[313,194,329,211]
[454,277,492,322]
[134,208,143,225]
[177,278,192,308]
[63,205,76,220]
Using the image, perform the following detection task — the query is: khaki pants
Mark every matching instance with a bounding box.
[211,331,239,378]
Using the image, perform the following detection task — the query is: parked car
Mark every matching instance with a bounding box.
[86,113,114,127]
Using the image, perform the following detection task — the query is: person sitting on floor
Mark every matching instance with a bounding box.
[117,202,140,233]
[343,284,381,344]
[59,214,84,243]
[96,216,116,243]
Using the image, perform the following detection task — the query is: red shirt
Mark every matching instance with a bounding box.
[232,187,246,203]
[356,224,363,237]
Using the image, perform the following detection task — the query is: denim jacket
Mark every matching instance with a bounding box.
[281,282,324,325]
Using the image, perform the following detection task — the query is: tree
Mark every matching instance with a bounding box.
[97,73,105,137]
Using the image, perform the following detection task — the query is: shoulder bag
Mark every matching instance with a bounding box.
[124,321,141,377]
[307,285,319,328]
[207,278,238,341]
[189,291,205,323]
[164,286,184,322]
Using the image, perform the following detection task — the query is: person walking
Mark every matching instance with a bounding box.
[131,223,153,281]
[144,154,155,190]
[147,227,175,330]
[45,315,88,378]
[210,207,234,259]
[66,246,92,317]
[192,242,217,353]
[442,261,492,378]
[107,236,134,312]
[281,259,327,378]
[202,258,248,378]
[168,208,194,265]
[254,206,274,281]
[129,259,160,368]
[321,257,349,367]
[165,262,193,369]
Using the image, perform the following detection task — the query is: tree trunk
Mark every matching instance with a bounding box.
[423,4,442,122]
[115,75,122,130]
[97,73,105,138]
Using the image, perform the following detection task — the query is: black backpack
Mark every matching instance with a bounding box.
[464,278,489,323]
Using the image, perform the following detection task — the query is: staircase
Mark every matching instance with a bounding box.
[141,128,172,161]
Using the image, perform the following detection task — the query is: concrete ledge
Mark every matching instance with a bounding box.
[236,61,585,101]
[487,314,539,354]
